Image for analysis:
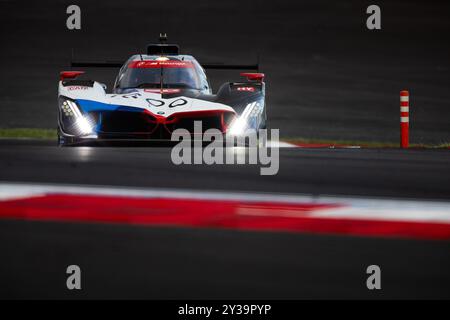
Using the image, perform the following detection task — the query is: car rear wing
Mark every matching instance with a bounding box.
[201,63,259,71]
[71,61,124,68]
[70,32,260,71]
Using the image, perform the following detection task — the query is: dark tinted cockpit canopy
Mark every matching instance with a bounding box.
[115,57,205,92]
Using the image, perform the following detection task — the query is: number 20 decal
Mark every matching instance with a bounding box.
[169,98,187,108]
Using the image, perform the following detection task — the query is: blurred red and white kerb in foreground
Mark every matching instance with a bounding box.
[1,183,450,240]
[400,90,409,148]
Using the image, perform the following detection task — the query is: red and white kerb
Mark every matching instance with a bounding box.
[400,90,409,148]
[2,183,450,240]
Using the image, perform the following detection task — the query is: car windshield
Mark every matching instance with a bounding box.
[117,60,201,90]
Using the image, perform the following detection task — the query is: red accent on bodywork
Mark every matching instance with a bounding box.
[128,61,194,68]
[60,71,85,81]
[142,109,236,132]
[165,110,236,132]
[143,110,167,124]
[166,109,235,121]
[241,72,265,82]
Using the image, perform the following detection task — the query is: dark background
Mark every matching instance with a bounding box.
[0,0,449,142]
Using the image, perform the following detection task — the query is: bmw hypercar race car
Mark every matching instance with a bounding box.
[58,37,266,146]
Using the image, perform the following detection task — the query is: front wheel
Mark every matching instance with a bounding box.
[57,132,65,147]
[57,132,75,147]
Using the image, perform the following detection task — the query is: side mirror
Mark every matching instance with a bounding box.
[240,73,265,82]
[60,71,84,81]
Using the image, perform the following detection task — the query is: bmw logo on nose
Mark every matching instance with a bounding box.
[157,111,165,115]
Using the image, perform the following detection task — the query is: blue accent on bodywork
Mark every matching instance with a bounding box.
[76,99,145,113]
[75,99,146,134]
[94,113,102,132]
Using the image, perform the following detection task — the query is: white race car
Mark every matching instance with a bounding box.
[58,35,266,146]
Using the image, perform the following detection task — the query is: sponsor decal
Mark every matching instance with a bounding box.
[144,88,181,94]
[67,86,89,91]
[236,86,256,92]
[129,60,194,69]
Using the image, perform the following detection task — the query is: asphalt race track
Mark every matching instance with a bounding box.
[0,141,449,299]
[0,141,450,199]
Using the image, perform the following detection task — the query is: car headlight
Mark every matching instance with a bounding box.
[228,101,260,135]
[59,98,94,135]
[74,116,95,135]
[60,99,82,118]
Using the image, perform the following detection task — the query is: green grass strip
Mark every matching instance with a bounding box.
[0,128,57,139]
